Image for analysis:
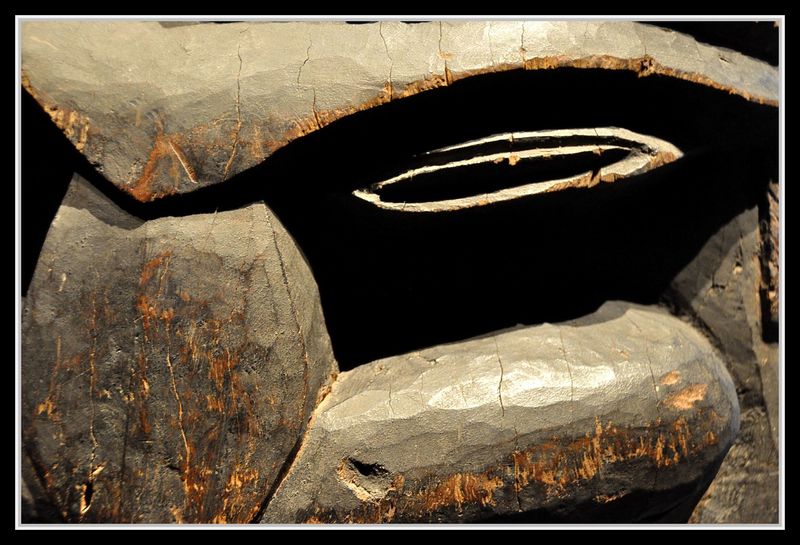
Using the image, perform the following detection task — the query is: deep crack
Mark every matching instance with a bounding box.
[223,44,243,180]
[494,337,505,417]
[379,22,393,100]
[297,42,311,85]
[520,22,527,62]
[438,22,451,85]
[265,215,311,420]
[83,293,99,517]
[558,327,576,419]
[628,316,662,509]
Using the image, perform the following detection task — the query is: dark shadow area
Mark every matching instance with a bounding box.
[22,67,777,370]
[278,151,772,370]
[347,458,390,477]
[21,91,76,295]
[758,177,780,344]
[480,475,715,524]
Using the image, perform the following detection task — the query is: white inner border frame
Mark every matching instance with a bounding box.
[14,14,785,530]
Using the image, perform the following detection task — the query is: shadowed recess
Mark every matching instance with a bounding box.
[22,68,777,370]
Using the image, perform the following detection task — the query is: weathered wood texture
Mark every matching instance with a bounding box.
[668,206,779,523]
[22,175,337,522]
[21,21,779,201]
[263,302,739,523]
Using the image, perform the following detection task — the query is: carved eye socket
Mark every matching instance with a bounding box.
[353,127,682,212]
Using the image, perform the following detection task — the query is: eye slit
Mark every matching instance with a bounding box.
[353,128,682,212]
[376,147,632,204]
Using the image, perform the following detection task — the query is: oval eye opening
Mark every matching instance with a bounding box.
[377,147,632,204]
[353,128,682,212]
